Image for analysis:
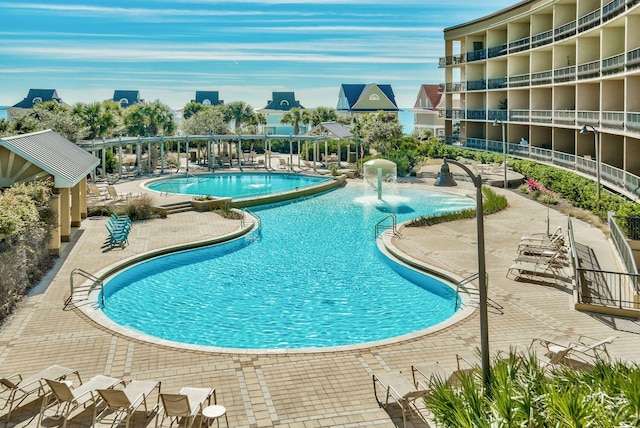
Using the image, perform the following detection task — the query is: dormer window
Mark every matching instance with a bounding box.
[32,97,43,104]
[119,98,129,107]
[369,94,380,101]
[203,99,211,105]
[280,100,289,106]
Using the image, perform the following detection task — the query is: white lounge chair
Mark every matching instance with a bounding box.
[530,331,616,366]
[93,380,161,428]
[373,371,432,428]
[0,365,80,425]
[39,375,122,428]
[506,251,565,284]
[159,387,215,428]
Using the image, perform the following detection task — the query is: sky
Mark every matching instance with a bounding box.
[0,0,517,111]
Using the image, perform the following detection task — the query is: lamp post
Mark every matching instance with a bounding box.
[492,118,507,189]
[580,124,601,211]
[434,159,490,391]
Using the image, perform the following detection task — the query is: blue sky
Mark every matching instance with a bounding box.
[0,0,516,110]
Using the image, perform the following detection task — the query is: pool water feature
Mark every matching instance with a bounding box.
[101,184,475,349]
[146,173,330,199]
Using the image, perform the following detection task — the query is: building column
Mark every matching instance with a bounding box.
[71,182,82,227]
[59,188,71,242]
[80,177,88,219]
[48,194,61,256]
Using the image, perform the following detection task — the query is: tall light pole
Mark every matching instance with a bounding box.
[434,159,490,391]
[580,124,601,211]
[492,119,507,189]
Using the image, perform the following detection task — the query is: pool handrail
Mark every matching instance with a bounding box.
[242,208,262,230]
[375,214,402,238]
[68,268,105,309]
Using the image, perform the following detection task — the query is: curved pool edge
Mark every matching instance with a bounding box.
[76,183,477,356]
[140,172,346,209]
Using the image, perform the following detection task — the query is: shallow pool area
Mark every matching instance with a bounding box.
[101,184,475,350]
[146,173,331,199]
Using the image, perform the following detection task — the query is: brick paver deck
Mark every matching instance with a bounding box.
[1,177,638,428]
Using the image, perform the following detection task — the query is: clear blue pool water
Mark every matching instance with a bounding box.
[102,184,475,349]
[146,173,330,198]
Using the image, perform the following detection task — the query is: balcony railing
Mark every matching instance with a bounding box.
[509,73,530,87]
[531,110,553,123]
[577,60,600,79]
[508,37,530,53]
[554,110,576,125]
[578,111,599,126]
[627,48,640,70]
[466,109,487,120]
[466,49,487,62]
[531,30,553,48]
[439,54,465,67]
[487,110,508,121]
[627,112,640,131]
[554,66,576,82]
[446,82,465,92]
[603,0,625,21]
[602,53,625,74]
[487,77,507,89]
[466,79,486,91]
[488,44,507,58]
[531,70,552,85]
[578,9,601,32]
[509,109,530,122]
[602,111,625,128]
[554,20,577,41]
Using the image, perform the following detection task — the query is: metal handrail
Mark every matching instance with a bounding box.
[455,273,479,309]
[375,214,401,238]
[68,268,104,308]
[242,208,262,230]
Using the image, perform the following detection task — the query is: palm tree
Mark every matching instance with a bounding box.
[280,107,304,135]
[309,107,337,127]
[223,101,254,133]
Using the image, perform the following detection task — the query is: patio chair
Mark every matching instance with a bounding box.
[520,225,563,244]
[0,365,80,426]
[506,251,565,284]
[159,387,215,428]
[373,371,431,428]
[107,185,131,202]
[87,184,105,200]
[517,232,565,253]
[93,380,161,428]
[409,362,452,389]
[38,375,122,428]
[530,331,615,366]
[278,158,288,170]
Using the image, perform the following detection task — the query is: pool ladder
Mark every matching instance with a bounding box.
[242,208,262,231]
[374,214,401,238]
[66,268,105,309]
[454,272,502,313]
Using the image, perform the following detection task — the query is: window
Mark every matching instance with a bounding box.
[32,97,43,104]
[203,99,211,105]
[280,100,289,106]
[119,98,129,107]
[369,94,380,101]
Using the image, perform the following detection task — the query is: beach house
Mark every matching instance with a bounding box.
[257,91,306,135]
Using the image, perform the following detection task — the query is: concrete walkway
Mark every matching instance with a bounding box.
[0,177,638,428]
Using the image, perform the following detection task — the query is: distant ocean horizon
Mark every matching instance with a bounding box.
[0,106,414,134]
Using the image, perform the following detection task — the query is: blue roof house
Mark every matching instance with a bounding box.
[336,83,399,118]
[113,90,143,108]
[257,92,306,135]
[7,89,65,120]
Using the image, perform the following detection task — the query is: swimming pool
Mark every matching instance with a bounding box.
[146,173,331,199]
[101,184,475,350]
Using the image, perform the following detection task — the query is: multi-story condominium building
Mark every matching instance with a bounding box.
[440,0,640,200]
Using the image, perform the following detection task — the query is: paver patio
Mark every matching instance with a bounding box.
[1,176,638,428]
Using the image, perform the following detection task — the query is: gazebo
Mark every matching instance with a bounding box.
[0,129,100,254]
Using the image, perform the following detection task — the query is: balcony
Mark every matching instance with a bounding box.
[531,70,552,85]
[445,109,466,119]
[603,0,625,21]
[602,111,624,129]
[509,73,530,87]
[466,79,487,91]
[488,44,507,58]
[554,66,576,82]
[531,30,553,48]
[508,37,530,53]
[627,48,640,70]
[577,60,601,79]
[487,110,508,121]
[627,113,640,132]
[487,77,507,89]
[438,54,465,67]
[577,111,599,126]
[466,49,487,62]
[554,110,576,125]
[602,53,625,75]
[445,82,465,92]
[531,110,553,123]
[509,109,530,122]
[466,109,487,120]
[554,20,577,41]
[578,9,601,32]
